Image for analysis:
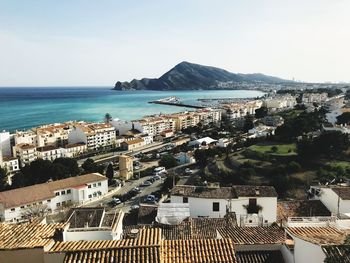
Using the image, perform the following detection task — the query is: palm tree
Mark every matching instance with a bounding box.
[104,113,112,123]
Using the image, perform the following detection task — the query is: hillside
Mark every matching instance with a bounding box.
[113,61,291,90]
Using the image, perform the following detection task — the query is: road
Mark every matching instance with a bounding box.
[77,141,172,166]
[82,174,165,213]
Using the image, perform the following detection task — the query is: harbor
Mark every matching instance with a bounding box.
[148,96,206,109]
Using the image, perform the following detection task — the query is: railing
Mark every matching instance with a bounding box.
[288,216,337,223]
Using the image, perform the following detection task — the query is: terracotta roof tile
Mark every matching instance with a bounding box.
[236,250,285,263]
[286,227,347,245]
[162,239,237,263]
[322,245,350,262]
[218,226,285,245]
[0,173,107,209]
[277,200,331,222]
[0,222,66,250]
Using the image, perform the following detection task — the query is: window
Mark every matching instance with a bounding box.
[88,185,92,189]
[20,206,24,209]
[62,201,66,206]
[47,199,51,203]
[93,192,97,197]
[183,197,188,203]
[67,189,71,194]
[88,194,92,199]
[98,182,101,186]
[212,202,220,212]
[61,190,65,195]
[10,208,15,212]
[93,183,96,187]
[56,203,61,207]
[55,192,60,196]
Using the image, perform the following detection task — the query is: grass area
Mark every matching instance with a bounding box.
[327,161,350,169]
[248,143,297,155]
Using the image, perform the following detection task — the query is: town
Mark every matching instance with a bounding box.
[0,86,350,263]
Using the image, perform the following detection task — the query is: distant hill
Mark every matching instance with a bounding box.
[113,61,291,90]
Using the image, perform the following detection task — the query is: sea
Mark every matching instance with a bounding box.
[0,87,265,132]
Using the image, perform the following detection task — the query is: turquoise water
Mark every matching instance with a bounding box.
[0,87,264,132]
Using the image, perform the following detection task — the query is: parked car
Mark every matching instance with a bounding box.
[144,194,158,203]
[185,168,193,175]
[153,175,161,180]
[131,187,141,193]
[142,180,152,186]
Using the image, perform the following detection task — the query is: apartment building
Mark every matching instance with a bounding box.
[302,92,328,103]
[36,145,64,161]
[0,131,11,156]
[0,173,108,222]
[63,142,87,158]
[14,130,37,146]
[222,100,262,121]
[68,123,116,150]
[34,123,73,147]
[12,143,37,167]
[133,116,176,136]
[0,156,19,175]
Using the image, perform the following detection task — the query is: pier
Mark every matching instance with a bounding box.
[149,97,206,109]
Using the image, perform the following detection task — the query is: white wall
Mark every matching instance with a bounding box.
[111,120,133,135]
[0,132,11,156]
[293,236,325,263]
[318,188,350,214]
[170,196,277,225]
[64,229,113,241]
[280,244,295,263]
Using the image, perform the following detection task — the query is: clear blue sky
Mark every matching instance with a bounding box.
[0,0,349,86]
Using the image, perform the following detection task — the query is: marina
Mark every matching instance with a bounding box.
[149,96,206,109]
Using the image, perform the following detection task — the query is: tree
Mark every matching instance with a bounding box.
[82,158,99,173]
[159,155,178,169]
[53,158,80,176]
[21,203,49,220]
[255,106,268,119]
[243,114,254,132]
[336,112,350,125]
[104,113,112,123]
[106,163,114,182]
[0,167,8,191]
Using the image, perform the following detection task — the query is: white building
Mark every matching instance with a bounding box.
[170,185,277,226]
[248,125,275,138]
[36,145,64,161]
[62,142,87,158]
[309,185,350,215]
[174,151,195,165]
[302,92,328,103]
[133,116,176,137]
[285,225,348,263]
[68,123,116,150]
[12,143,37,167]
[0,131,11,157]
[63,208,124,241]
[188,137,217,147]
[0,173,108,222]
[14,131,37,146]
[0,156,19,175]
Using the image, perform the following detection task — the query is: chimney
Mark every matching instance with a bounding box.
[255,188,260,196]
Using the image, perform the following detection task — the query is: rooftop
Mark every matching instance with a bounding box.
[171,185,277,199]
[123,138,144,145]
[218,226,285,245]
[0,222,66,250]
[162,239,236,263]
[36,145,60,152]
[0,173,107,209]
[286,227,347,245]
[66,207,122,231]
[277,200,331,222]
[321,245,350,262]
[236,250,285,263]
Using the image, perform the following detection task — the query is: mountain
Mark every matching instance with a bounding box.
[113,61,291,90]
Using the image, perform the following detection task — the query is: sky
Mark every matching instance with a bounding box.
[0,0,349,86]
